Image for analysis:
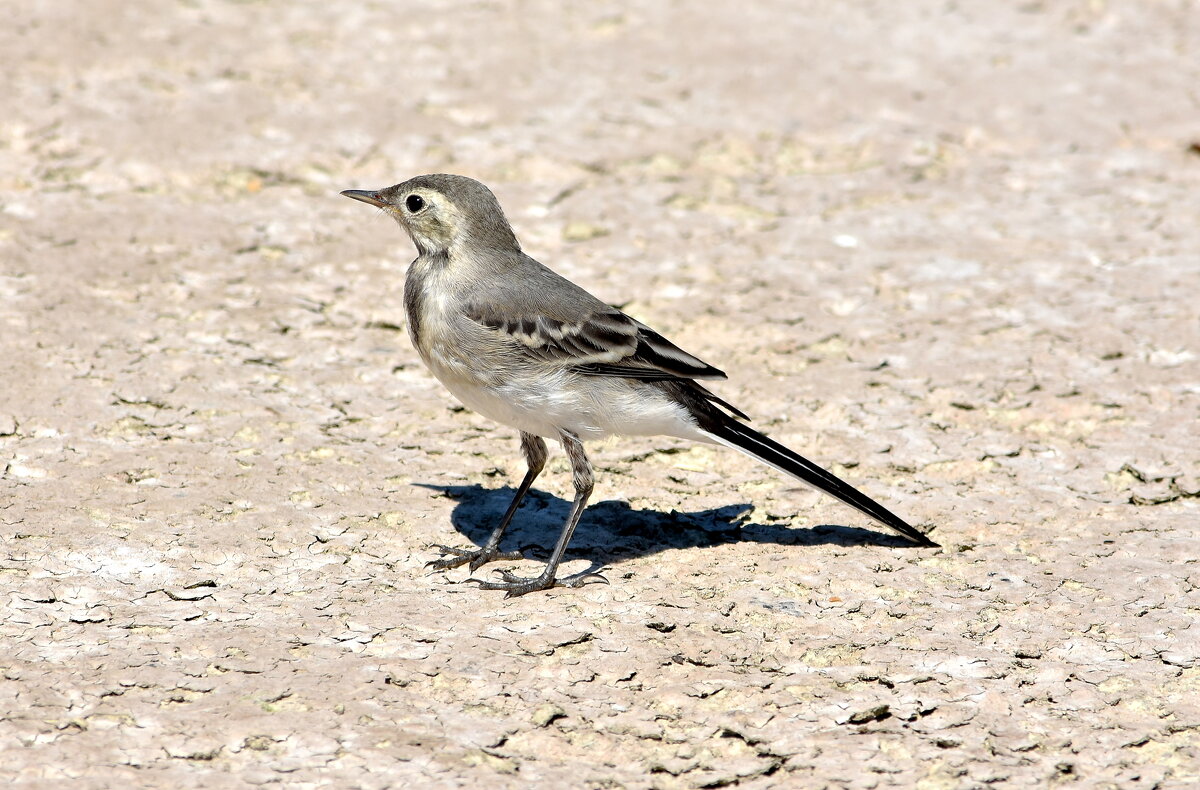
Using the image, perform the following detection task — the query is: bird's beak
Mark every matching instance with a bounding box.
[340,189,387,208]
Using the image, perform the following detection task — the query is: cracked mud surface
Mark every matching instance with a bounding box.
[2,2,1198,787]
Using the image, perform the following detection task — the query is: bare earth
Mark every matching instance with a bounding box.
[2,1,1199,787]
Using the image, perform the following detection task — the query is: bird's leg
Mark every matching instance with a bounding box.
[428,432,547,572]
[470,430,606,597]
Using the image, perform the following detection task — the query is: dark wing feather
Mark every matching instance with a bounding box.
[465,304,637,365]
[624,319,726,380]
[464,303,727,381]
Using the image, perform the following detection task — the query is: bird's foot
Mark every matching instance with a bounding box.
[466,568,609,598]
[426,544,524,572]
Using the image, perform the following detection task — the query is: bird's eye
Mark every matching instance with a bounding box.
[405,194,425,213]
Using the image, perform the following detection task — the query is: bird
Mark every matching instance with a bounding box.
[341,174,937,596]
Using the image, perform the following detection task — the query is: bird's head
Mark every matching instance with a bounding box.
[341,174,520,257]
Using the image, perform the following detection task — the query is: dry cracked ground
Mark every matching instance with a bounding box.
[2,1,1199,788]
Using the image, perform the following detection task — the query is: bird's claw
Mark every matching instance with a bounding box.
[464,568,610,597]
[425,544,524,572]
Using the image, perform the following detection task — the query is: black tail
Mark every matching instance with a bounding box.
[701,418,938,547]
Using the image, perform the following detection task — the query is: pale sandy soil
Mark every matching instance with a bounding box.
[2,1,1199,787]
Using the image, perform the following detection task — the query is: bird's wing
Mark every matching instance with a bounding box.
[463,303,728,381]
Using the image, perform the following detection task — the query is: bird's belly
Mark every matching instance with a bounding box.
[427,357,703,442]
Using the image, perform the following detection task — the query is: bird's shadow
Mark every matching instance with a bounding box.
[416,483,918,576]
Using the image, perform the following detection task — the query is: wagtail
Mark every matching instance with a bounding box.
[342,174,937,596]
